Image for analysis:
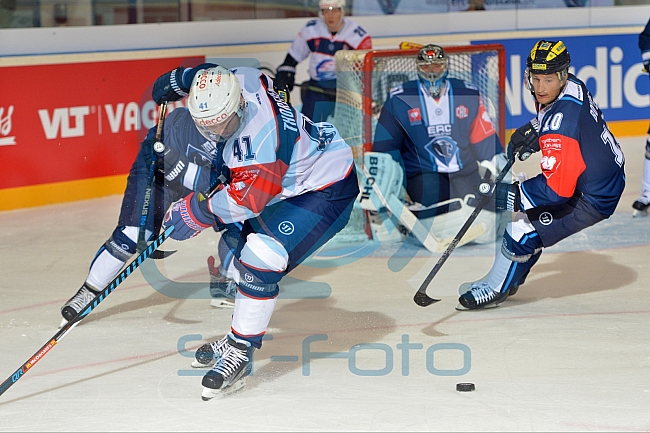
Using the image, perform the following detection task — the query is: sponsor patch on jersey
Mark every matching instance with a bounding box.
[541,136,562,151]
[455,105,469,119]
[408,108,422,125]
[539,212,553,225]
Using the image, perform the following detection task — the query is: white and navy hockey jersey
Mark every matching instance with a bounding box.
[287,18,372,82]
[205,66,356,224]
[372,78,502,176]
[520,74,626,216]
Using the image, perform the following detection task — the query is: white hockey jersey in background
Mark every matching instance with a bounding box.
[287,18,372,82]
[207,66,355,224]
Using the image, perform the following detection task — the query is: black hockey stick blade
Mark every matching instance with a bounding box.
[413,156,516,307]
[151,249,177,259]
[0,225,174,398]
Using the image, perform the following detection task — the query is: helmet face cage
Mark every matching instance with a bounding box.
[188,67,245,141]
[416,44,448,97]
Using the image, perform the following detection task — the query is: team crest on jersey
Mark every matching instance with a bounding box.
[408,108,422,125]
[229,169,260,203]
[541,155,558,173]
[455,105,469,119]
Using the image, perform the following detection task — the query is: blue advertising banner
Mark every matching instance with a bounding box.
[479,35,649,129]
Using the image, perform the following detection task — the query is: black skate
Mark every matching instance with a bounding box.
[456,281,509,311]
[59,283,100,328]
[632,199,650,218]
[201,335,253,401]
[207,256,236,309]
[191,335,230,368]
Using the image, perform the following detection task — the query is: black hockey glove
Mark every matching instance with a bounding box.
[152,67,189,105]
[508,121,540,161]
[477,180,523,212]
[153,141,189,184]
[275,65,296,92]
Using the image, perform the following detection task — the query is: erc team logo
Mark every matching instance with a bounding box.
[455,105,469,120]
[408,108,422,125]
[278,221,295,235]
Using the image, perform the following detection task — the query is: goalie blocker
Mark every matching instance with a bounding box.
[357,152,497,252]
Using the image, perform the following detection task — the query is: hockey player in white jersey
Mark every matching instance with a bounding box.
[155,64,359,399]
[274,0,372,123]
[58,68,241,327]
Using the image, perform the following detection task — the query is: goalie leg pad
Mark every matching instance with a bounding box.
[358,152,405,212]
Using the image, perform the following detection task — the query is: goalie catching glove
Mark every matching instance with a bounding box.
[508,121,540,161]
[477,180,523,212]
[162,192,217,240]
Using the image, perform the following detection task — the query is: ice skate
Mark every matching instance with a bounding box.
[456,281,509,311]
[632,193,650,218]
[207,256,236,309]
[201,334,253,401]
[59,283,100,328]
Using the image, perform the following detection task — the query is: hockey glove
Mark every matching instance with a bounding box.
[152,67,189,105]
[154,142,189,184]
[275,65,296,92]
[508,121,540,161]
[163,192,217,241]
[477,180,523,212]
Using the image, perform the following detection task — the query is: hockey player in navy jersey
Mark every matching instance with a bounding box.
[274,0,372,123]
[154,64,358,399]
[632,18,650,217]
[458,40,626,310]
[370,44,505,246]
[58,66,241,328]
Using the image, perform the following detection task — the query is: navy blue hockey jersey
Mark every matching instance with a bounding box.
[520,74,626,216]
[372,78,502,177]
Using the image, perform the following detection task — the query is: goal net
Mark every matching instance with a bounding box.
[330,43,506,243]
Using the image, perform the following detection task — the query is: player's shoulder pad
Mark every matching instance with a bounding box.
[388,83,405,97]
[449,77,479,94]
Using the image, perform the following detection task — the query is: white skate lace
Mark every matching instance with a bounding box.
[66,287,97,314]
[209,337,229,360]
[468,282,498,305]
[212,342,249,381]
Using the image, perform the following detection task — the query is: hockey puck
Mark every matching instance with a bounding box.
[456,382,475,392]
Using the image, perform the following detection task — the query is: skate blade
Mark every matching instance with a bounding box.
[455,301,502,311]
[633,208,648,218]
[210,299,234,309]
[191,360,215,368]
[201,378,246,401]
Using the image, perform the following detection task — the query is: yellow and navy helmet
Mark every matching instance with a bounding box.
[526,40,571,75]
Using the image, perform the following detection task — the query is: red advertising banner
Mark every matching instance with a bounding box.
[0,56,203,190]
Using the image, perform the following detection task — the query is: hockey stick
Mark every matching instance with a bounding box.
[413,156,516,307]
[297,81,337,98]
[0,176,225,398]
[359,164,485,253]
[136,101,174,259]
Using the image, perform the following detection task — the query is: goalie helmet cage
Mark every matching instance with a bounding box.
[330,43,506,242]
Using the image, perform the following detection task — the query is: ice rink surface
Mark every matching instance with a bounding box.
[1,136,650,432]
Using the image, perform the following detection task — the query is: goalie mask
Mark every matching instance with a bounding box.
[188,66,246,142]
[417,44,448,98]
[524,40,571,98]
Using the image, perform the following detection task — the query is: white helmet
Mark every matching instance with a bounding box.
[188,66,245,141]
[319,0,346,11]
